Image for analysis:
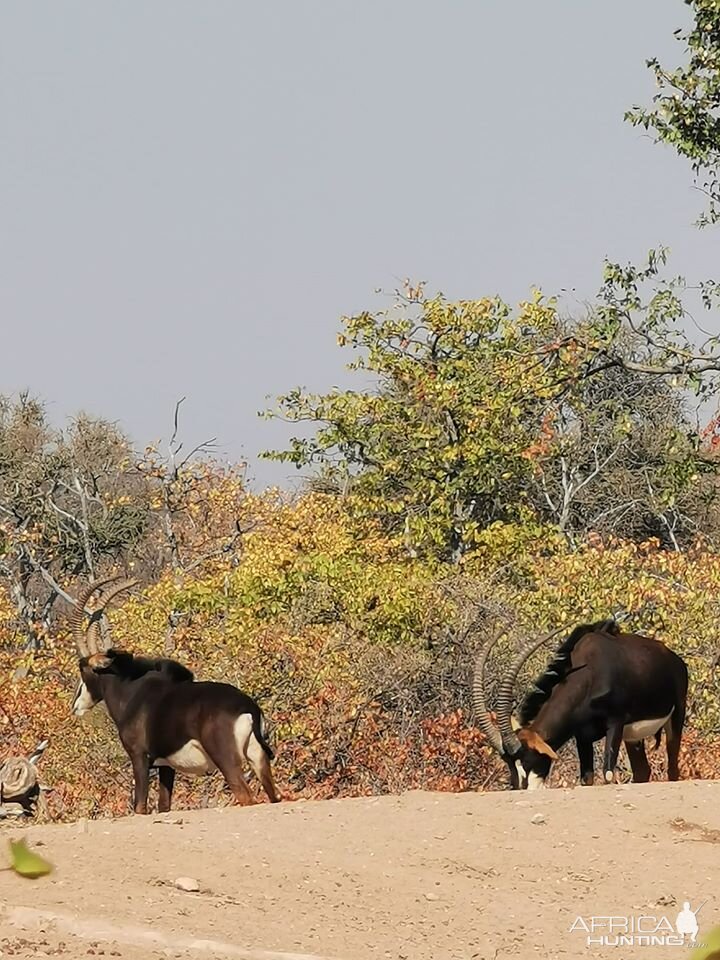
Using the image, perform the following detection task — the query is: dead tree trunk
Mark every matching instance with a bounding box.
[0,741,48,818]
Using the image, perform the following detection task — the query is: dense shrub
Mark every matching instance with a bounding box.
[2,492,720,820]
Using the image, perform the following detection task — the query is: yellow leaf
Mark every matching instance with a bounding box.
[8,838,53,879]
[690,925,720,959]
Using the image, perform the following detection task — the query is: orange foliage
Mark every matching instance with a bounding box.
[3,491,720,821]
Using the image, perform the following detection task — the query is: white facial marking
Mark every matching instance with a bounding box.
[622,710,673,742]
[72,681,96,716]
[527,771,545,791]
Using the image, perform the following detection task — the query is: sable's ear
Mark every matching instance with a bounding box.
[518,728,559,761]
[87,653,114,672]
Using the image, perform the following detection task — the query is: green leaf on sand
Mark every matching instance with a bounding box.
[8,838,53,879]
[690,926,720,960]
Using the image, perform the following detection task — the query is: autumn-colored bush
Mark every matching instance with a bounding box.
[2,492,720,821]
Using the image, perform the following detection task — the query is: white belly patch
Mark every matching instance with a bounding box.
[157,740,217,776]
[623,710,673,743]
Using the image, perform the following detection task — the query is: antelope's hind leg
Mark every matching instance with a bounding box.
[625,739,651,783]
[202,719,255,806]
[665,707,685,782]
[244,726,280,803]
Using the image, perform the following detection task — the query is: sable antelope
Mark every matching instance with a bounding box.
[473,619,688,790]
[69,577,280,813]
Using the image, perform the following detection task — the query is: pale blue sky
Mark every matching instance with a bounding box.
[0,1,712,487]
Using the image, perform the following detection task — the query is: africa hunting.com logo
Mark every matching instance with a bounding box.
[569,900,707,948]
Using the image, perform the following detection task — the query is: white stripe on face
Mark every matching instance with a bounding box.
[527,771,546,791]
[72,681,97,716]
[515,759,528,788]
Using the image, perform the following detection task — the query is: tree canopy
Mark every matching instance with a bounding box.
[627,0,720,225]
[266,255,720,559]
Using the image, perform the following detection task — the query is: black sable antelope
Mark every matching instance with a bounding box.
[473,619,688,789]
[69,577,280,813]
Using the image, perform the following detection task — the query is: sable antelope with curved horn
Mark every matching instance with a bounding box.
[474,620,688,790]
[69,577,280,813]
[70,576,194,716]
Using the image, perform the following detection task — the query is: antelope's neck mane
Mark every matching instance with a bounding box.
[518,619,619,725]
[96,651,194,723]
[95,649,195,683]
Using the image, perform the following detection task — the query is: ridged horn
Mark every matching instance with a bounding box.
[495,628,564,757]
[86,579,138,654]
[472,628,505,755]
[69,576,121,658]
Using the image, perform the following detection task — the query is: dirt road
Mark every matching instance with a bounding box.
[1,781,719,959]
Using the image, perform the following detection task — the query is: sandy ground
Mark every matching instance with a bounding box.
[1,781,719,959]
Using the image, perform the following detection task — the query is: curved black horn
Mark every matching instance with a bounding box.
[69,576,121,657]
[86,578,138,654]
[472,628,506,755]
[495,628,564,756]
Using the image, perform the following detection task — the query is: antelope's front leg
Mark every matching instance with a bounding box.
[131,753,151,814]
[576,737,595,786]
[602,723,623,783]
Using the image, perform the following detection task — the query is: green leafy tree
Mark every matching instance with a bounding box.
[626,0,720,224]
[266,287,567,561]
[266,259,719,559]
